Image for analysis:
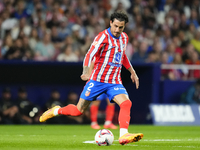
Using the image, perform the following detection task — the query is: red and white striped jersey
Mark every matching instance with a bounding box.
[83,27,132,84]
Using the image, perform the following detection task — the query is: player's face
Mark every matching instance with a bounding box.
[110,19,125,38]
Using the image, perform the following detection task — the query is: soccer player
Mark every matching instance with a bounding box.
[89,59,117,130]
[39,10,143,145]
[90,94,118,129]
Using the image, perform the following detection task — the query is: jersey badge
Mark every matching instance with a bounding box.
[122,44,126,50]
[115,52,121,63]
[85,91,90,96]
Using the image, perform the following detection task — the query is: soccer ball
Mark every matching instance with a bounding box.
[94,129,114,146]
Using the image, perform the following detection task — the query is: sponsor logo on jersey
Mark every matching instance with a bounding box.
[108,62,122,67]
[107,46,116,51]
[85,91,90,96]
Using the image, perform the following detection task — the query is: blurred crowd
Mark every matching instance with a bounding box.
[0,0,200,80]
[0,87,91,124]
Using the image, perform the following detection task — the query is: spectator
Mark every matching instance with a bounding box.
[168,53,188,80]
[142,6,156,30]
[45,89,66,124]
[12,0,30,20]
[109,0,131,14]
[30,5,46,27]
[191,31,200,53]
[79,35,93,60]
[131,41,148,63]
[185,23,196,41]
[146,51,159,63]
[1,34,13,57]
[151,40,162,57]
[182,78,200,104]
[64,91,90,124]
[1,10,18,39]
[182,43,195,62]
[46,2,63,29]
[51,26,64,49]
[29,28,39,50]
[22,36,34,60]
[179,13,188,31]
[16,87,40,124]
[165,42,176,63]
[4,38,25,60]
[160,51,170,80]
[186,9,199,29]
[11,17,32,40]
[185,50,200,79]
[34,32,55,61]
[37,19,48,39]
[172,36,183,55]
[46,89,64,109]
[0,87,20,124]
[58,17,70,41]
[126,38,139,60]
[57,45,79,62]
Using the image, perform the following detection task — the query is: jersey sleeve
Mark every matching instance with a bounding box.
[122,33,132,69]
[123,53,132,69]
[83,33,106,67]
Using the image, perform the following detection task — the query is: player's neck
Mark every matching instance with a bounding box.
[107,27,121,39]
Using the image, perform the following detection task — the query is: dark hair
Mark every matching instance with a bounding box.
[110,10,129,24]
[2,87,11,93]
[18,86,26,93]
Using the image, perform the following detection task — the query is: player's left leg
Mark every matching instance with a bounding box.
[39,98,91,122]
[113,94,143,145]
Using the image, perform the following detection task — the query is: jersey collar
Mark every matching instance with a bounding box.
[107,27,121,39]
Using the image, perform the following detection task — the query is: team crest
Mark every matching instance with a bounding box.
[122,44,126,50]
[85,91,90,96]
[115,52,121,63]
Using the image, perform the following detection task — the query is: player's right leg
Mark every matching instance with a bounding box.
[39,98,91,122]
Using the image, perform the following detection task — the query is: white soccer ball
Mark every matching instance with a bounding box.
[94,129,114,146]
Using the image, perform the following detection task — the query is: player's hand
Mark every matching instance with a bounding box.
[81,74,90,81]
[130,73,139,89]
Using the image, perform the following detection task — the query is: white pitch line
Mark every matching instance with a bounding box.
[83,141,95,144]
[83,141,199,149]
[83,138,200,144]
[143,139,181,141]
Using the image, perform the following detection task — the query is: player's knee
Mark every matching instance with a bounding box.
[120,100,132,108]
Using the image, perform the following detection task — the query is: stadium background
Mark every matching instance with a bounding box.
[0,0,200,124]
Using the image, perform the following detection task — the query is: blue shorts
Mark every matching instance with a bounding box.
[80,80,128,102]
[97,93,108,101]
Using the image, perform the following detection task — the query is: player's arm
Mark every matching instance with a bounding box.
[123,54,139,89]
[81,60,95,81]
[81,33,106,81]
[89,61,94,75]
[81,66,90,81]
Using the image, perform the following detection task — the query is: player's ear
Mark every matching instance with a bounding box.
[110,20,113,27]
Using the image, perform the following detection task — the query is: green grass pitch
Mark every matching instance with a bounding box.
[0,125,200,150]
